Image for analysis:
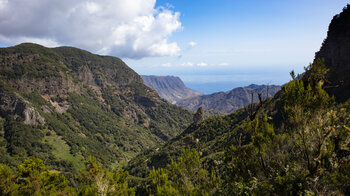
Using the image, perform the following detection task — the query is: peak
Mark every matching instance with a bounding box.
[9,42,47,50]
[245,84,260,88]
[142,75,180,79]
[16,42,44,47]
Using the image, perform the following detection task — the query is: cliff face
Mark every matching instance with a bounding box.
[0,43,192,170]
[177,84,281,114]
[0,90,45,126]
[315,5,350,102]
[141,75,203,104]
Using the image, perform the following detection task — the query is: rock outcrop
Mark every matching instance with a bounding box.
[0,91,45,125]
[315,5,350,102]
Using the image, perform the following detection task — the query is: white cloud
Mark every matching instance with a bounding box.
[85,2,100,14]
[197,62,208,67]
[219,63,229,66]
[188,41,197,47]
[180,62,194,66]
[166,3,175,9]
[161,62,172,67]
[0,0,8,10]
[0,0,182,59]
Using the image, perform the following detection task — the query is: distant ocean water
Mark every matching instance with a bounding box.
[185,82,249,94]
[136,65,304,94]
[180,73,289,94]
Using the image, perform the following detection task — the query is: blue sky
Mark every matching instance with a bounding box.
[0,0,349,93]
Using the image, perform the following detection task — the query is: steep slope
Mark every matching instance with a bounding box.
[177,84,281,113]
[315,5,350,102]
[0,43,192,171]
[141,75,203,104]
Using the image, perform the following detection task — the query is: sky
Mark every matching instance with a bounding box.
[0,0,349,93]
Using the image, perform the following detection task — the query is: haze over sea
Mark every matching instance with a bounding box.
[137,64,300,94]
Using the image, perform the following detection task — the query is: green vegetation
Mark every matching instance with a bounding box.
[0,156,134,195]
[0,43,192,174]
[44,131,85,171]
[125,59,350,195]
[147,149,220,195]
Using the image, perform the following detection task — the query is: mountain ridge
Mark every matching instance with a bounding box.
[0,43,192,171]
[141,75,203,104]
[177,84,281,113]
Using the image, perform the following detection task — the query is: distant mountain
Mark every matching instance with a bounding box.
[0,43,192,171]
[141,75,203,104]
[177,84,281,113]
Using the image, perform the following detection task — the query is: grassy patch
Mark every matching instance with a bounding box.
[44,130,85,171]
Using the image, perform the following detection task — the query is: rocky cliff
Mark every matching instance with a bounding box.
[0,90,45,126]
[315,5,350,102]
[141,75,203,104]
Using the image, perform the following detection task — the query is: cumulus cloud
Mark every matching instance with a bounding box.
[197,62,208,67]
[188,41,197,47]
[0,0,182,59]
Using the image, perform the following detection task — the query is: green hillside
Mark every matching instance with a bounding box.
[0,43,192,172]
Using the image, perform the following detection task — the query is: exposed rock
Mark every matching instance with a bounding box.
[141,75,203,104]
[41,105,52,114]
[49,100,69,114]
[0,92,45,125]
[315,5,350,102]
[22,105,45,125]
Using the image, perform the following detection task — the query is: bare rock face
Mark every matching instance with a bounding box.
[315,5,350,102]
[141,75,203,104]
[41,105,53,114]
[22,105,45,125]
[0,92,45,126]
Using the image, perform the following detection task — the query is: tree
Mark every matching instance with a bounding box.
[282,59,334,176]
[0,164,18,195]
[0,156,74,195]
[148,149,221,195]
[78,156,134,196]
